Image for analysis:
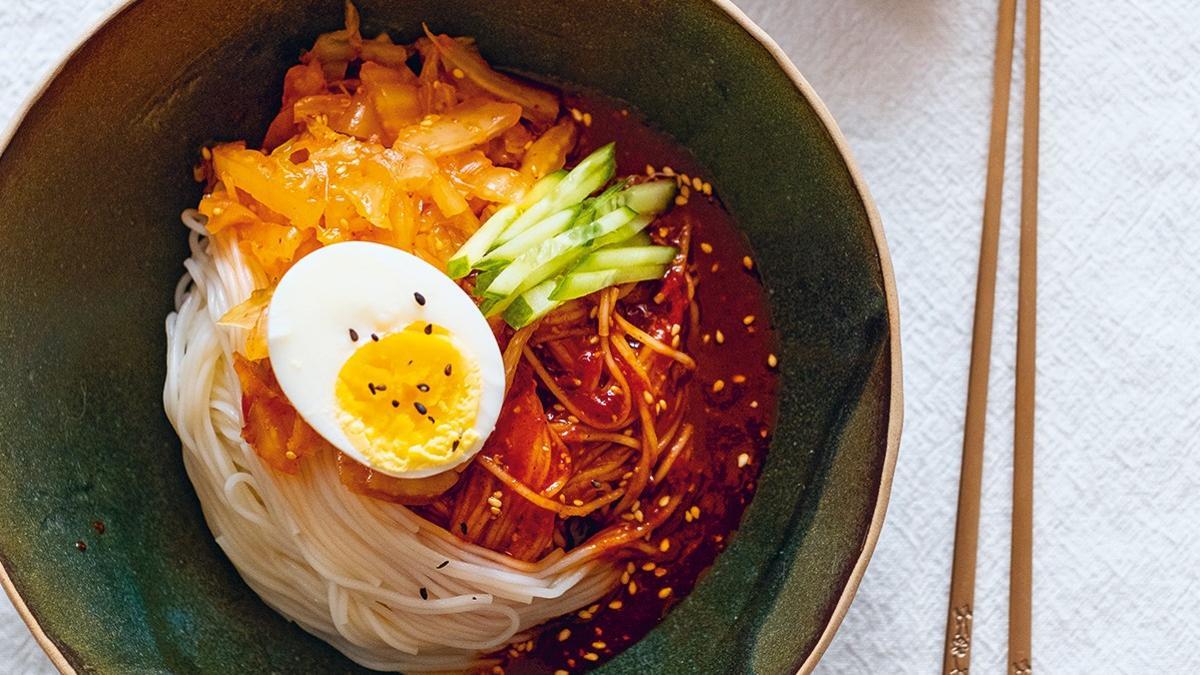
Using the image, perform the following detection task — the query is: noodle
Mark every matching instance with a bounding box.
[612,312,697,370]
[476,456,625,517]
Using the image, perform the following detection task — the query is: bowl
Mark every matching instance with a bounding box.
[0,0,901,672]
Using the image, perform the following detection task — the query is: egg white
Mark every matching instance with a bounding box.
[265,241,505,478]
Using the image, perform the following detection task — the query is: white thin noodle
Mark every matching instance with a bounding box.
[163,209,619,672]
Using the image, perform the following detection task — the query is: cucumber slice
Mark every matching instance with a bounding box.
[590,213,655,250]
[520,170,567,207]
[502,279,561,329]
[620,180,677,215]
[483,207,639,309]
[473,267,501,296]
[580,179,630,221]
[446,170,566,278]
[479,206,579,267]
[550,264,668,301]
[572,246,677,273]
[493,144,616,246]
[624,231,654,247]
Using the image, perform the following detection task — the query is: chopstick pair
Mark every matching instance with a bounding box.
[942,0,1039,673]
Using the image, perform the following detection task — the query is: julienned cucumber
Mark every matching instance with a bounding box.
[572,246,677,273]
[492,144,616,247]
[484,207,640,305]
[619,180,677,215]
[479,206,580,267]
[443,141,689,328]
[447,170,566,278]
[473,267,501,296]
[623,230,654,247]
[550,264,669,301]
[501,279,560,329]
[590,212,656,250]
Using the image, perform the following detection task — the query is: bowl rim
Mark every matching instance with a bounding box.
[0,1,903,673]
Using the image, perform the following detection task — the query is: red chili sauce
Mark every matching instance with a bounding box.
[497,92,779,674]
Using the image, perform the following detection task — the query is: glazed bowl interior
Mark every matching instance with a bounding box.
[0,0,897,672]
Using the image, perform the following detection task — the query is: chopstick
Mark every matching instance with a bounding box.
[941,1,1017,673]
[1009,0,1040,671]
[943,0,1041,672]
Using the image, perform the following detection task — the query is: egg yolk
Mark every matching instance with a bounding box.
[334,322,481,475]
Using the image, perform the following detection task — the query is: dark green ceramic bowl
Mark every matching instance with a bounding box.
[0,1,900,672]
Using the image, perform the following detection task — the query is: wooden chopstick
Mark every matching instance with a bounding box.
[1009,0,1040,671]
[942,1,1018,673]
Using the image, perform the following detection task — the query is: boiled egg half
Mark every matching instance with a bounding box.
[267,242,505,478]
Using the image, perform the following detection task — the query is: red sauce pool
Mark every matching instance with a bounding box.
[496,93,779,674]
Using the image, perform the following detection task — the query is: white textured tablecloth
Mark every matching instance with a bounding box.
[4,1,1198,673]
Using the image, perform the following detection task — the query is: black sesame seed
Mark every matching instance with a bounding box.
[444,364,452,376]
[371,333,379,342]
[349,328,359,342]
[436,560,449,569]
[460,522,468,535]
[414,402,428,415]
[391,400,399,408]
[375,384,387,392]
[591,480,601,489]
[424,323,433,335]
[451,439,460,451]
[414,292,426,306]
[417,383,430,392]
[408,360,414,366]
[419,587,428,600]
[427,416,436,424]
[368,383,377,395]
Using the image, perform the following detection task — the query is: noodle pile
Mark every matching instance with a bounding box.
[168,216,627,671]
[164,6,702,671]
